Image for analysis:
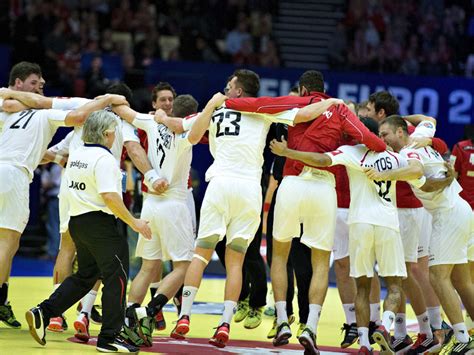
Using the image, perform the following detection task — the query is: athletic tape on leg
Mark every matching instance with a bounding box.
[193,254,209,265]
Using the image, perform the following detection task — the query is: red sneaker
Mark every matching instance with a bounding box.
[73,312,90,342]
[170,315,190,340]
[209,322,230,348]
[154,309,166,331]
[358,346,374,355]
[47,316,66,332]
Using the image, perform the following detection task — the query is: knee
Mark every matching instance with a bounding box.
[140,260,161,274]
[196,234,220,250]
[335,258,350,277]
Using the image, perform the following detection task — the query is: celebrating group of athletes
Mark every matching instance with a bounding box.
[0,61,472,355]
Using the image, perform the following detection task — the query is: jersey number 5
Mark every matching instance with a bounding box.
[10,110,36,130]
[212,111,241,137]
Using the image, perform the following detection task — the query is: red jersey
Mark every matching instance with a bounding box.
[396,126,449,208]
[451,139,474,209]
[138,128,149,193]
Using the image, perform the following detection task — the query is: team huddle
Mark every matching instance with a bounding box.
[0,61,472,355]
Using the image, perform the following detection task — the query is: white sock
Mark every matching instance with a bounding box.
[370,303,381,323]
[275,301,288,325]
[53,283,61,292]
[179,286,198,318]
[381,310,395,332]
[416,312,433,337]
[466,312,474,330]
[343,303,356,324]
[427,306,442,329]
[127,302,135,307]
[306,304,322,334]
[80,290,97,316]
[452,322,470,343]
[358,327,371,349]
[220,300,237,325]
[394,313,407,339]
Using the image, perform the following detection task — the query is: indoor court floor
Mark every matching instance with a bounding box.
[0,271,422,355]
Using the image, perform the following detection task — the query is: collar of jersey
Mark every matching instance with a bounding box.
[84,143,112,154]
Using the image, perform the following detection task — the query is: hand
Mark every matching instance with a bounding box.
[96,94,129,106]
[328,98,344,105]
[151,178,169,194]
[154,109,167,124]
[363,167,386,181]
[444,162,455,184]
[269,136,288,156]
[407,136,432,149]
[208,92,228,108]
[132,218,152,240]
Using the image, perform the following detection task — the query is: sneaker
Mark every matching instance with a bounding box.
[440,335,457,355]
[25,307,46,345]
[234,298,249,323]
[341,323,358,348]
[170,315,190,340]
[372,325,395,355]
[0,302,22,328]
[273,322,292,347]
[358,346,374,355]
[267,314,295,339]
[136,316,154,347]
[407,333,440,354]
[299,327,319,355]
[96,335,139,353]
[73,312,90,342]
[448,337,474,355]
[392,334,414,353]
[120,325,145,347]
[47,316,67,332]
[297,323,307,338]
[91,305,102,324]
[264,306,275,317]
[369,321,378,345]
[154,309,166,331]
[244,307,263,329]
[209,322,230,348]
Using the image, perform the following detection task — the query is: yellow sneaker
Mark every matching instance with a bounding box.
[296,323,306,338]
[267,314,295,339]
[234,298,249,323]
[244,307,263,329]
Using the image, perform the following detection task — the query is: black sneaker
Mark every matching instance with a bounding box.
[369,321,378,345]
[25,307,47,345]
[91,305,102,324]
[96,335,139,353]
[341,323,358,348]
[0,302,22,328]
[392,334,414,353]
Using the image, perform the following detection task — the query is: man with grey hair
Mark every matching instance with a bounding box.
[26,110,152,354]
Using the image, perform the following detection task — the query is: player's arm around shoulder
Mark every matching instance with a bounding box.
[269,136,332,167]
[364,152,424,182]
[188,92,227,145]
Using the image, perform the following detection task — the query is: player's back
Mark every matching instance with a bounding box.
[206,107,272,182]
[0,109,65,180]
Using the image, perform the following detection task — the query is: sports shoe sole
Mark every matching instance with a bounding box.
[73,320,90,342]
[47,322,64,332]
[299,334,320,355]
[209,329,229,348]
[372,332,395,355]
[341,337,358,349]
[25,310,46,346]
[1,320,21,329]
[174,322,190,336]
[273,330,292,347]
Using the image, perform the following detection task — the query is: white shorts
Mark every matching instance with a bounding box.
[186,188,197,238]
[398,208,423,263]
[333,208,349,260]
[349,223,407,278]
[273,174,336,251]
[197,177,261,246]
[136,196,194,261]
[417,208,432,259]
[0,164,30,233]
[428,199,471,266]
[59,177,69,234]
[468,211,474,262]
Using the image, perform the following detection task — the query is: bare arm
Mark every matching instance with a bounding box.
[2,99,29,112]
[154,109,185,133]
[123,141,153,174]
[188,93,228,145]
[419,163,455,192]
[293,98,344,124]
[269,137,332,167]
[100,192,152,239]
[404,114,437,126]
[364,159,424,181]
[112,104,138,124]
[64,94,127,127]
[0,88,53,108]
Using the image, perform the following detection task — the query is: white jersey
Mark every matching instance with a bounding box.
[0,108,68,181]
[133,113,192,200]
[327,144,424,230]
[64,144,122,217]
[206,106,297,181]
[401,146,462,212]
[51,98,138,162]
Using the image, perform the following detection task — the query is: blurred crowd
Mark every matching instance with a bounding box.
[329,0,474,76]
